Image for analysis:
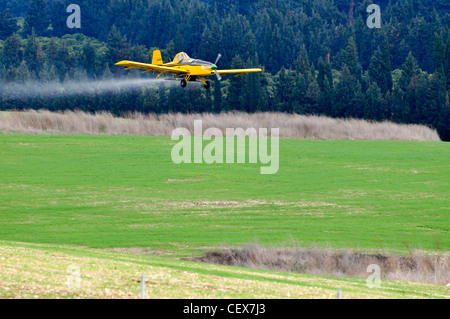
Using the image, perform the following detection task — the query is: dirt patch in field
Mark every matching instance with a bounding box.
[167,178,205,182]
[107,247,171,256]
[189,244,450,286]
[159,200,340,210]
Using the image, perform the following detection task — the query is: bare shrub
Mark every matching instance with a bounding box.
[191,244,449,285]
[0,109,441,141]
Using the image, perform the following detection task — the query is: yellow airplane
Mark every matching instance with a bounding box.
[115,50,262,89]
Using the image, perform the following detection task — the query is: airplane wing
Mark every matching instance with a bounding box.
[217,68,263,76]
[115,60,188,75]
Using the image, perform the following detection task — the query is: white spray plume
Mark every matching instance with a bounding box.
[0,78,173,99]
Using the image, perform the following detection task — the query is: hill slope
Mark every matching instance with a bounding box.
[0,241,448,299]
[0,134,448,253]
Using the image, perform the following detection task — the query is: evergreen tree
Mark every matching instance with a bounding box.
[399,52,418,92]
[304,78,321,115]
[364,82,384,121]
[446,33,450,91]
[107,25,130,72]
[0,0,449,127]
[396,51,429,123]
[81,42,97,79]
[334,65,362,118]
[292,47,313,113]
[426,66,447,127]
[47,38,57,66]
[0,8,19,40]
[24,0,50,36]
[242,55,262,113]
[433,33,446,72]
[213,79,223,113]
[354,14,372,70]
[369,38,393,95]
[167,85,182,113]
[317,56,334,116]
[39,62,58,83]
[407,15,435,73]
[381,34,393,93]
[257,72,271,112]
[23,30,42,75]
[143,88,161,114]
[275,67,294,113]
[54,41,71,82]
[4,66,17,82]
[335,37,364,118]
[15,61,34,82]
[49,0,69,37]
[344,36,362,82]
[225,55,244,111]
[436,102,450,142]
[317,56,333,93]
[1,33,22,68]
[158,83,168,113]
[204,87,213,113]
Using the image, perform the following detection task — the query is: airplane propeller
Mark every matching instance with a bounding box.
[215,53,222,65]
[213,53,222,81]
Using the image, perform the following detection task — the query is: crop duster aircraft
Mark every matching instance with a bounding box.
[115,50,262,89]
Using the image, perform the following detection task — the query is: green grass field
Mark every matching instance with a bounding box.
[1,241,448,299]
[0,134,449,298]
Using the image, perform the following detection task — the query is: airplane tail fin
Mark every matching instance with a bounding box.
[152,50,163,65]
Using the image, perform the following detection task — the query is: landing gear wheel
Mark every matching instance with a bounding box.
[181,79,187,88]
[204,81,211,90]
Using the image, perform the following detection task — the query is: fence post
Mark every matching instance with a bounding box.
[141,274,146,299]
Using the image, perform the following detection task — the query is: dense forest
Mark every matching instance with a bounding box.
[0,0,449,140]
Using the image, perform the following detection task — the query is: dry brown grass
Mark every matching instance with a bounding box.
[3,242,448,299]
[0,109,440,141]
[191,244,449,285]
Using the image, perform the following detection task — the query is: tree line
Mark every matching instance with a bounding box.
[0,0,449,140]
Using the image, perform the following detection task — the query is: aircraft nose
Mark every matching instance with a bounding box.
[211,64,217,70]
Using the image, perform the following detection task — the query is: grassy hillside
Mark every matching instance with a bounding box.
[0,241,448,299]
[0,134,448,254]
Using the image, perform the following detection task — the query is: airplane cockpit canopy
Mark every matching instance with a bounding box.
[173,52,213,66]
[175,52,190,62]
